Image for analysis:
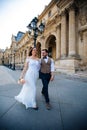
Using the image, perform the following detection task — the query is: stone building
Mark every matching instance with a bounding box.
[3,48,10,66]
[0,48,10,66]
[9,0,87,73]
[0,49,4,65]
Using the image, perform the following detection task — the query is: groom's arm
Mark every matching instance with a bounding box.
[50,59,55,81]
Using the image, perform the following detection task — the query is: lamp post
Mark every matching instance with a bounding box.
[1,49,5,65]
[27,17,45,47]
[13,51,15,70]
[9,54,12,69]
[2,51,4,65]
[12,48,17,70]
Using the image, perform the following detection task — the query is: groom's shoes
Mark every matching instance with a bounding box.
[46,103,51,110]
[41,91,45,96]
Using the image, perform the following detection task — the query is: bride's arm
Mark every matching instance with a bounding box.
[19,60,28,79]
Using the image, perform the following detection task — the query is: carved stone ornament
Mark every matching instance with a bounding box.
[79,31,83,42]
[79,6,87,26]
[57,6,61,15]
[61,9,67,16]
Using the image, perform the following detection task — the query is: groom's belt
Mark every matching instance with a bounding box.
[41,71,51,74]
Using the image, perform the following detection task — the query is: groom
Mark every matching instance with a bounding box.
[40,49,55,110]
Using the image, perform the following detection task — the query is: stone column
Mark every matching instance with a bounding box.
[40,36,45,58]
[22,50,25,63]
[56,25,61,59]
[61,10,67,58]
[83,31,87,61]
[68,5,76,57]
[19,52,21,63]
[12,55,14,64]
[20,52,23,69]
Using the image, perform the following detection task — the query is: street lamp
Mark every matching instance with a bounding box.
[2,51,5,65]
[27,17,45,47]
[13,51,15,70]
[12,48,17,70]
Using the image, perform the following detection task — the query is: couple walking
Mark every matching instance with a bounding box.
[15,47,55,110]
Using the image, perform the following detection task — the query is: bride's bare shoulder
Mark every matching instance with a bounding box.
[27,56,31,59]
[36,57,40,61]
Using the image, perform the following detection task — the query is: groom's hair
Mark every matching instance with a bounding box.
[42,49,48,53]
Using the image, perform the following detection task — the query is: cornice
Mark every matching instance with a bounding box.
[57,0,74,8]
[57,0,77,15]
[67,2,78,12]
[38,0,57,20]
[75,0,87,8]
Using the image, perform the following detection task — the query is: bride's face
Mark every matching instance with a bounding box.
[32,48,37,56]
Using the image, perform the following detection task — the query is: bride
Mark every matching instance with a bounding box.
[15,47,40,110]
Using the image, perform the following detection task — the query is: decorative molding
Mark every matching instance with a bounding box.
[67,3,77,11]
[56,23,61,29]
[79,25,87,32]
[79,31,83,42]
[46,18,56,28]
[57,6,61,15]
[61,9,67,16]
[40,35,45,39]
[79,6,87,26]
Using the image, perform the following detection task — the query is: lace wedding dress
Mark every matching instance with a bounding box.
[15,58,40,109]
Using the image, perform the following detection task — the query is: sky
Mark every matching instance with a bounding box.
[0,0,51,50]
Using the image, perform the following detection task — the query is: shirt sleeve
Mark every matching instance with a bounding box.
[51,59,55,72]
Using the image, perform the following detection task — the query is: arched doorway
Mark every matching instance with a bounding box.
[46,35,56,60]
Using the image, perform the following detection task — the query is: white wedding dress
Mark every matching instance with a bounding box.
[15,58,40,109]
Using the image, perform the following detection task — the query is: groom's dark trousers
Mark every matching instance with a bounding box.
[40,72,51,103]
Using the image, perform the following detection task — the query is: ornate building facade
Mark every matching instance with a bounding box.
[1,0,87,73]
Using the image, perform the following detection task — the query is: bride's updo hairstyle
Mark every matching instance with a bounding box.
[29,47,36,56]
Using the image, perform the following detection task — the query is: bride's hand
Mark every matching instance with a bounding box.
[18,78,25,84]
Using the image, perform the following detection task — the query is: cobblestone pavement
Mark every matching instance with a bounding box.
[57,72,87,83]
[0,66,87,130]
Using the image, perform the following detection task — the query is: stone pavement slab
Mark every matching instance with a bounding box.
[0,66,87,130]
[0,66,63,130]
[60,103,87,130]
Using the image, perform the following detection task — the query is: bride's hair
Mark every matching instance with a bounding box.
[29,47,36,56]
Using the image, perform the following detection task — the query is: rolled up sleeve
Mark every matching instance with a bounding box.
[51,59,55,72]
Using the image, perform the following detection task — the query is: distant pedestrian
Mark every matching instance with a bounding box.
[39,49,55,110]
[9,63,12,68]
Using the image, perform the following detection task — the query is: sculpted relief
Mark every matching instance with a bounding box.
[79,6,87,26]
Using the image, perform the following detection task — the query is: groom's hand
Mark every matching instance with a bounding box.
[50,72,54,81]
[50,75,54,81]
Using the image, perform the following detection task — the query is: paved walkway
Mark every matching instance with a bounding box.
[0,66,87,130]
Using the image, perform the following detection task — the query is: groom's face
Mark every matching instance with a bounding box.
[42,50,48,57]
